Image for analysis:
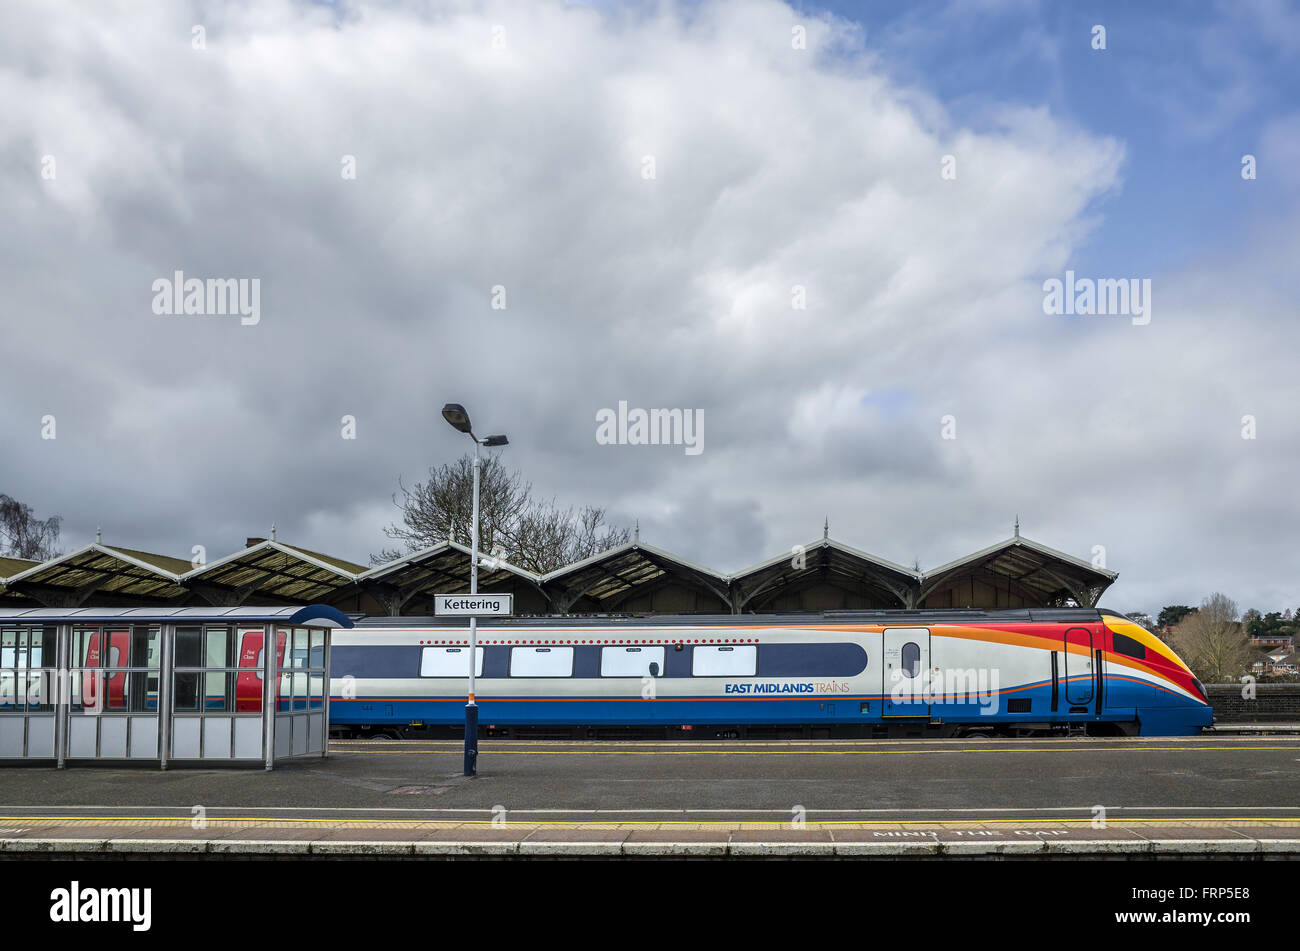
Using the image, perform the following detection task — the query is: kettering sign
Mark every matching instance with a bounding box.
[434,594,514,617]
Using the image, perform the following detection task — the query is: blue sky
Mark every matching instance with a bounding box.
[806,0,1300,279]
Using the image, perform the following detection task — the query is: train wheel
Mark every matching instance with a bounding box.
[963,730,994,739]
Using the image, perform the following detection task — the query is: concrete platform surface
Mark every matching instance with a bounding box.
[2,736,1297,857]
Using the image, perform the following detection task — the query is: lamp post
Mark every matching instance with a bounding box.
[441,403,508,777]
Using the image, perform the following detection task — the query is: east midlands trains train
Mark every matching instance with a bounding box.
[328,608,1213,738]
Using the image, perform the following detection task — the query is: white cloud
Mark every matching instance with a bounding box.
[0,0,1296,614]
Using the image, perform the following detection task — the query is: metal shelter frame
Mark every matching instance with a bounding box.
[0,605,352,769]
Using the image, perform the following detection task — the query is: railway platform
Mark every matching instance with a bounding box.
[3,735,1298,859]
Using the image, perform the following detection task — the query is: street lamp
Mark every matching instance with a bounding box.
[441,403,508,776]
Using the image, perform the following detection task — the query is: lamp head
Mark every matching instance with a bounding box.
[441,403,473,434]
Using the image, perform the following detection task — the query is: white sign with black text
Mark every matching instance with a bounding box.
[434,594,513,616]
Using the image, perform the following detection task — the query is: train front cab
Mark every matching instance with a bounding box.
[1097,614,1212,736]
[905,615,1211,738]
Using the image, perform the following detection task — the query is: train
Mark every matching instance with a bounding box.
[327,607,1213,738]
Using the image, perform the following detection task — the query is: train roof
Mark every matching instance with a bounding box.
[347,607,1133,629]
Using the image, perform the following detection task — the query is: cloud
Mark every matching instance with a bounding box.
[0,0,1296,614]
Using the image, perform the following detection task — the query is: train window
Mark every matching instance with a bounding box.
[757,643,868,677]
[601,646,666,677]
[420,646,485,678]
[901,642,921,678]
[510,647,574,677]
[692,645,757,677]
[1112,632,1146,660]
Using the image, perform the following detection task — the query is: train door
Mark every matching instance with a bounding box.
[235,628,286,712]
[882,627,930,716]
[1063,627,1094,708]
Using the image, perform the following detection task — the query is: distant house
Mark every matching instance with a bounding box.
[1256,650,1300,676]
[1271,652,1300,675]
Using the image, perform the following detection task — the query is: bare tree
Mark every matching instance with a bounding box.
[1167,593,1254,683]
[1126,612,1157,633]
[0,494,63,561]
[376,454,630,572]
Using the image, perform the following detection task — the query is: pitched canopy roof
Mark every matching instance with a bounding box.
[540,541,732,612]
[730,537,919,610]
[0,528,1117,612]
[183,540,366,604]
[917,535,1117,607]
[0,555,41,579]
[1,544,191,605]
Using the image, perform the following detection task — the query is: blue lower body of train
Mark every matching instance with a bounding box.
[332,677,1212,736]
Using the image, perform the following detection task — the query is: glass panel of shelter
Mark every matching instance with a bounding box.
[1,626,58,712]
[277,627,326,712]
[66,625,161,714]
[173,623,277,715]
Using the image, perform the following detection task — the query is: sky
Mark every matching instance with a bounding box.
[1,0,1298,617]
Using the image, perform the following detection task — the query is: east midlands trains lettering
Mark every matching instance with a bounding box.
[327,608,1213,739]
[725,681,852,694]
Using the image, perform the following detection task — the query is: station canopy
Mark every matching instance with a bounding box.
[0,525,1118,614]
[541,541,732,614]
[183,538,365,606]
[0,555,40,586]
[916,534,1117,609]
[356,541,548,616]
[0,543,191,607]
[731,537,919,612]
